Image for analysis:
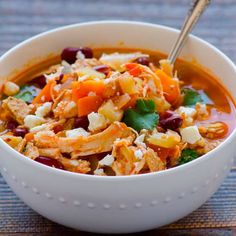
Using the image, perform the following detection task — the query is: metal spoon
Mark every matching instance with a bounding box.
[167,0,211,65]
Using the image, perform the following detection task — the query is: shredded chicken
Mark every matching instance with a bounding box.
[58,157,91,174]
[144,148,165,172]
[34,131,58,148]
[2,97,32,124]
[38,148,62,158]
[53,100,77,119]
[24,142,39,159]
[0,135,25,152]
[65,122,135,156]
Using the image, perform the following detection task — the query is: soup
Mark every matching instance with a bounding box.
[0,47,235,176]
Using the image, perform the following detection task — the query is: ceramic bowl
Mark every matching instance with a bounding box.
[0,21,236,234]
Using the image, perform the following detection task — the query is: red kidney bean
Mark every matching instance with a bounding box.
[160,110,173,119]
[31,75,46,88]
[62,153,71,159]
[6,120,18,130]
[59,74,64,82]
[12,127,28,137]
[166,157,171,169]
[79,47,93,59]
[61,47,79,64]
[61,47,93,64]
[135,57,150,66]
[35,156,65,170]
[93,65,111,76]
[159,110,183,130]
[74,116,89,130]
[96,152,110,159]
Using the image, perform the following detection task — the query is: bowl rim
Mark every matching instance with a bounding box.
[0,20,236,181]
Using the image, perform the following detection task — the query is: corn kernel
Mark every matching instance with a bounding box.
[3,81,20,96]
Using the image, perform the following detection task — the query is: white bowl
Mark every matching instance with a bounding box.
[0,21,236,234]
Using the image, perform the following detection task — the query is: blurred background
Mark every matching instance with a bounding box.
[0,0,236,61]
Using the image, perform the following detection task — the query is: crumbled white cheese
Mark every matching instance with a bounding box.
[34,130,55,139]
[180,126,202,144]
[76,50,85,60]
[44,66,63,82]
[53,84,61,92]
[176,106,197,117]
[35,102,52,117]
[99,154,114,166]
[134,149,143,160]
[66,128,90,138]
[94,168,104,175]
[24,115,45,129]
[88,112,108,132]
[70,160,79,166]
[78,74,90,82]
[176,106,197,126]
[134,134,146,148]
[134,162,140,170]
[62,60,72,74]
[66,101,77,111]
[30,123,49,133]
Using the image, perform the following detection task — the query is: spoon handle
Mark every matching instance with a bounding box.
[167,0,211,65]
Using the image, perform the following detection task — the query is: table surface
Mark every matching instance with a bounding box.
[1,0,236,235]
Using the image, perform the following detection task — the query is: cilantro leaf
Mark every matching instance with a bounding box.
[181,88,213,107]
[182,88,203,106]
[178,149,199,165]
[14,85,39,103]
[135,99,155,113]
[123,109,158,132]
[122,99,159,132]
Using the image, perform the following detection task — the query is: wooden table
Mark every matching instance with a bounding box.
[1,0,236,235]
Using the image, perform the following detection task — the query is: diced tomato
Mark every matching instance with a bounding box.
[125,63,142,77]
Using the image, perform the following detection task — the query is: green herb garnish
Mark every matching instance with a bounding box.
[181,88,213,106]
[178,149,199,165]
[14,85,39,103]
[135,99,155,113]
[182,88,203,106]
[122,99,159,132]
